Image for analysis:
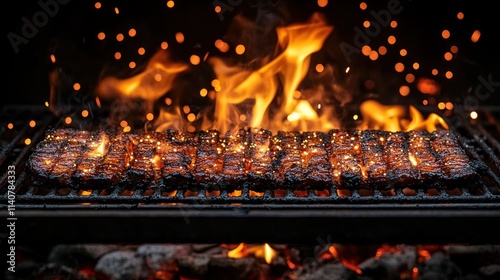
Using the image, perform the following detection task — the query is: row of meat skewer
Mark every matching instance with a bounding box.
[27,128,479,190]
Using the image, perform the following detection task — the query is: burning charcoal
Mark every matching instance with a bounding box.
[407,130,443,186]
[48,244,120,268]
[358,246,417,280]
[190,244,222,253]
[176,254,210,278]
[5,261,43,280]
[296,263,360,280]
[271,131,306,189]
[248,128,275,190]
[430,129,479,187]
[31,263,85,280]
[446,245,500,275]
[159,129,197,190]
[360,130,390,189]
[301,131,333,190]
[418,251,462,280]
[136,244,191,273]
[208,255,262,280]
[94,250,143,280]
[126,132,165,189]
[193,130,224,190]
[327,130,363,189]
[268,256,291,279]
[479,264,500,279]
[220,128,250,191]
[385,132,418,188]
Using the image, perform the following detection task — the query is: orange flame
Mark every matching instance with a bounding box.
[358,100,448,132]
[96,50,188,112]
[89,132,109,157]
[205,12,335,133]
[154,107,186,132]
[328,246,363,275]
[227,243,277,264]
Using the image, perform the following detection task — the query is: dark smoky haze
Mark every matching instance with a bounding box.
[4,0,500,127]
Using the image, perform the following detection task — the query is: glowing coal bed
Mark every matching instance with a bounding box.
[8,243,500,280]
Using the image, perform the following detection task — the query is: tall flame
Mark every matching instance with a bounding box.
[96,51,188,112]
[206,12,334,133]
[91,13,447,134]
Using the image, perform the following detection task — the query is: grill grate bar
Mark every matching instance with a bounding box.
[457,126,500,191]
[1,107,500,208]
[462,121,500,172]
[477,124,500,155]
[11,183,499,206]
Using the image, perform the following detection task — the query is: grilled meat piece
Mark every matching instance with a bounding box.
[302,131,333,190]
[430,129,478,186]
[327,129,363,189]
[407,130,443,186]
[193,130,223,190]
[29,129,92,186]
[159,129,197,190]
[360,130,390,189]
[126,132,163,188]
[248,128,274,190]
[73,131,112,187]
[28,128,479,191]
[271,131,305,189]
[385,132,418,188]
[27,129,69,184]
[97,132,135,185]
[220,128,249,190]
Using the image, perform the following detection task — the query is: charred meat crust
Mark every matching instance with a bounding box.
[28,128,478,190]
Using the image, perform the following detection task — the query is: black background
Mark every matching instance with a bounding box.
[3,0,499,111]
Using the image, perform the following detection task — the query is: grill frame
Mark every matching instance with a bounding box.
[1,105,500,245]
[12,205,500,245]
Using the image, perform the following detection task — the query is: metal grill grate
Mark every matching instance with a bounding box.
[1,105,500,208]
[1,105,500,244]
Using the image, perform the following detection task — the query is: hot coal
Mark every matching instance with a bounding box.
[8,243,500,280]
[27,128,479,190]
[295,263,360,280]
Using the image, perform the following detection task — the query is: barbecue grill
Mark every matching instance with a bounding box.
[1,104,499,246]
[2,0,500,266]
